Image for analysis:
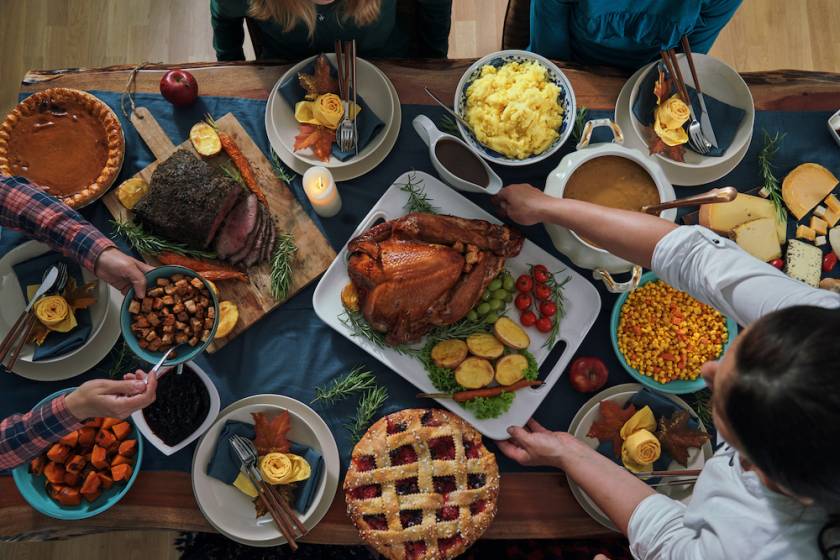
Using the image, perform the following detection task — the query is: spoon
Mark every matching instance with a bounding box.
[144,344,182,385]
[641,187,738,215]
[423,87,474,133]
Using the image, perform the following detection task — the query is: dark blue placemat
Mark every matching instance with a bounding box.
[2,89,839,477]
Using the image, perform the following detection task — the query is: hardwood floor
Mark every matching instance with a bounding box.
[1,0,838,558]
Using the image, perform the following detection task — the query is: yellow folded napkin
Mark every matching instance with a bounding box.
[259,452,311,485]
[31,293,77,333]
[295,93,361,130]
[621,429,661,472]
[654,95,690,146]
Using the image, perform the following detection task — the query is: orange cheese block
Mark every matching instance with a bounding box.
[782,163,838,220]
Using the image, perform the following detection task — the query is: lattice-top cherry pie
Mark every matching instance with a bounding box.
[344,408,499,560]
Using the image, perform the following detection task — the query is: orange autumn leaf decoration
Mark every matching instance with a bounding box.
[587,400,637,456]
[294,124,336,162]
[655,410,709,467]
[653,67,671,105]
[298,54,338,100]
[252,410,291,455]
[643,126,686,163]
[65,278,99,311]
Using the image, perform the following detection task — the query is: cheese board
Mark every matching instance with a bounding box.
[102,109,337,352]
[312,171,602,440]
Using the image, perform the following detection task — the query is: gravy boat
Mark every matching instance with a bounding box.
[412,115,502,195]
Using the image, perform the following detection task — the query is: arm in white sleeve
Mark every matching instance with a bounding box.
[628,494,726,560]
[651,226,840,326]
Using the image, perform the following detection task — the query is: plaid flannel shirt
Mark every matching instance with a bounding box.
[0,175,116,272]
[0,394,82,471]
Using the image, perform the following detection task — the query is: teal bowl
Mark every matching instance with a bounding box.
[610,271,738,394]
[12,388,143,520]
[120,265,219,366]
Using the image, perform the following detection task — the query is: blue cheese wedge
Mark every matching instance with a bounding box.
[785,239,822,287]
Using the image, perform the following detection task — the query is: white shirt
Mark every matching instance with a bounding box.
[627,226,839,560]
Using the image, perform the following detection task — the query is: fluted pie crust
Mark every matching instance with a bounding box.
[344,409,499,560]
[0,88,124,208]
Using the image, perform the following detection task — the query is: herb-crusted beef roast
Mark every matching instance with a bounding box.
[215,193,260,259]
[133,150,242,248]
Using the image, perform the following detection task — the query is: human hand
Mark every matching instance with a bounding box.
[64,370,158,421]
[94,248,153,298]
[492,184,554,226]
[496,419,580,469]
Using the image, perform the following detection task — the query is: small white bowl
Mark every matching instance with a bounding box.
[131,361,220,456]
[454,49,576,167]
[628,53,754,170]
[828,110,840,149]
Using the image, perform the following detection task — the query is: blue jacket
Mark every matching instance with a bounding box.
[529,0,742,70]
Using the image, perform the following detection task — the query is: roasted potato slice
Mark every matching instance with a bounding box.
[215,301,239,338]
[115,177,149,210]
[430,339,469,369]
[493,317,531,350]
[455,357,495,389]
[495,353,529,386]
[341,282,360,312]
[189,122,222,156]
[466,332,504,359]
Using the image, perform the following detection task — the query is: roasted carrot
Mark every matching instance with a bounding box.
[78,427,97,448]
[111,463,132,482]
[82,489,102,503]
[80,470,101,495]
[157,252,243,274]
[212,124,268,206]
[47,444,70,464]
[118,440,137,457]
[91,445,108,469]
[199,270,249,282]
[65,454,86,474]
[56,486,82,506]
[98,473,114,490]
[95,429,117,449]
[452,380,544,403]
[63,472,80,487]
[101,417,121,430]
[59,431,79,447]
[44,462,66,484]
[111,422,131,441]
[111,454,131,467]
[84,417,102,428]
[30,456,45,476]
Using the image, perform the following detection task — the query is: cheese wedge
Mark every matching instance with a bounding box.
[816,236,827,246]
[810,216,828,236]
[699,193,786,243]
[796,224,816,241]
[814,205,827,218]
[825,194,840,214]
[785,239,821,287]
[782,163,839,220]
[731,218,782,262]
[826,209,840,227]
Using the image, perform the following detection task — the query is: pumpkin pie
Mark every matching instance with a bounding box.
[0,88,124,208]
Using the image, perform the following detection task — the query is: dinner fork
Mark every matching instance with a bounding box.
[680,36,718,148]
[335,40,357,153]
[660,52,711,155]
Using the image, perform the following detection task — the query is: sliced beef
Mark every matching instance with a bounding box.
[244,206,269,267]
[215,194,259,259]
[133,150,241,249]
[229,202,263,265]
[261,214,277,263]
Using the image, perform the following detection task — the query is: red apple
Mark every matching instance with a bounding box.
[568,356,608,393]
[160,69,198,107]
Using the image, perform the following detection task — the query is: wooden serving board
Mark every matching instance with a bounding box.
[102,108,336,352]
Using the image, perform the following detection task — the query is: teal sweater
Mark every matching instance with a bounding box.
[211,0,452,60]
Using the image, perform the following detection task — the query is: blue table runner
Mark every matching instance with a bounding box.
[2,89,839,476]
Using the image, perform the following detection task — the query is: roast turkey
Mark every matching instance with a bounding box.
[347,213,524,344]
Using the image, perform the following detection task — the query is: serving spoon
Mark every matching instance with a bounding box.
[424,87,475,134]
[641,187,737,215]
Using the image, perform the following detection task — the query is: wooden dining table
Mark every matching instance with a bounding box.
[1,59,839,544]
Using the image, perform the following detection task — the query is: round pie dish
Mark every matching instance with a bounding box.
[0,88,124,208]
[344,408,499,560]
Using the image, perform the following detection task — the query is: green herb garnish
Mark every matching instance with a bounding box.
[689,388,714,429]
[345,386,389,443]
[338,310,417,356]
[270,231,296,301]
[463,393,515,419]
[425,318,490,345]
[439,114,462,138]
[757,130,787,223]
[399,173,438,214]
[110,220,218,260]
[311,366,377,406]
[220,161,244,185]
[97,337,141,379]
[270,149,297,184]
[572,106,589,143]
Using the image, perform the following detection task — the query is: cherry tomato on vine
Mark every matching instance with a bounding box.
[520,310,537,327]
[516,274,533,293]
[532,264,548,275]
[769,258,784,270]
[515,293,532,311]
[536,317,553,333]
[823,252,838,272]
[539,301,557,317]
[534,283,551,301]
[532,268,550,284]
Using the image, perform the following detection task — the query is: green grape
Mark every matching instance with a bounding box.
[488,298,503,311]
[476,302,490,315]
[503,291,514,303]
[484,311,500,324]
[481,290,491,302]
[467,310,478,322]
[492,289,508,300]
[488,279,502,291]
[502,275,515,291]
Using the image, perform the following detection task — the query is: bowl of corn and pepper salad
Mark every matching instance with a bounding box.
[610,272,738,394]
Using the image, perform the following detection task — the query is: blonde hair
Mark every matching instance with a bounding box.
[248,0,381,39]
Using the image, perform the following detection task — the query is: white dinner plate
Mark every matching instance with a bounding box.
[266,61,401,182]
[191,394,339,547]
[0,240,110,364]
[566,383,714,531]
[614,66,750,187]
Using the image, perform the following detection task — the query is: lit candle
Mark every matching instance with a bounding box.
[302,166,342,218]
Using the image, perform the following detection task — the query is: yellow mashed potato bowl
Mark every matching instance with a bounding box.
[464,60,564,160]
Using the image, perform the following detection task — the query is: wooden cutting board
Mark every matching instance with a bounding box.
[102,108,336,352]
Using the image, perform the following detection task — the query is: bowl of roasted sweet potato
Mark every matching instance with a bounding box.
[12,388,143,520]
[120,265,220,366]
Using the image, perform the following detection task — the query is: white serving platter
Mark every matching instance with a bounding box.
[312,171,601,440]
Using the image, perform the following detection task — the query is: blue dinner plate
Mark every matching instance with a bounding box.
[120,265,219,366]
[12,388,144,520]
[610,271,738,394]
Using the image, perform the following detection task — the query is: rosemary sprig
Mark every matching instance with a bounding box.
[110,220,218,260]
[398,173,438,214]
[438,114,461,138]
[425,318,490,345]
[270,231,296,301]
[220,160,244,185]
[270,149,297,184]
[338,310,416,355]
[311,366,377,406]
[345,386,389,443]
[572,106,589,143]
[757,130,787,222]
[689,388,714,429]
[97,338,141,379]
[540,267,571,349]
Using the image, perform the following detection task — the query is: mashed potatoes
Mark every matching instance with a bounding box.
[464,60,563,159]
